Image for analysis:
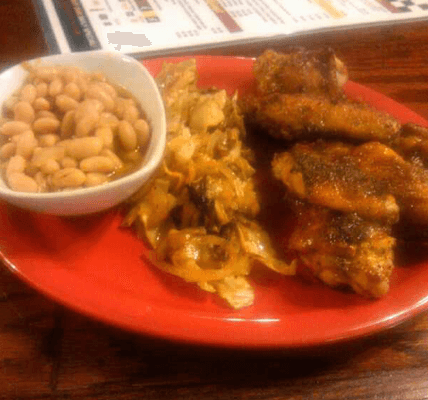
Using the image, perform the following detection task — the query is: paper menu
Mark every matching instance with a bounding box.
[34,0,428,57]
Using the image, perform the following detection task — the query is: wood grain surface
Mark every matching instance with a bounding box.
[1,1,428,399]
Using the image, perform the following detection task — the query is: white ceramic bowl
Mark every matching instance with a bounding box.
[0,51,166,215]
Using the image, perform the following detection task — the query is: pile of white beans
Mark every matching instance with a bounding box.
[0,63,151,192]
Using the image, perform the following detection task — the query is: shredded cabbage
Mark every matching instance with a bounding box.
[124,59,295,309]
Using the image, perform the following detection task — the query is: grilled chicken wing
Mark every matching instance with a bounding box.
[353,141,428,226]
[393,123,428,167]
[244,93,401,143]
[272,141,399,224]
[273,140,428,226]
[253,48,348,100]
[243,48,400,144]
[289,202,395,298]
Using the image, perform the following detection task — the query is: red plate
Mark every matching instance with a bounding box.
[2,56,428,349]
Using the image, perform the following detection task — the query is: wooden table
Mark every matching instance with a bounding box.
[1,1,428,399]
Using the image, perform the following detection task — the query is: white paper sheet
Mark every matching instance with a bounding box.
[33,0,428,57]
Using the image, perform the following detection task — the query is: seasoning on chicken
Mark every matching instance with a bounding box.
[273,138,428,225]
[242,49,401,144]
[392,123,428,167]
[244,94,401,143]
[241,48,428,299]
[271,137,428,295]
[289,202,395,298]
[353,141,428,226]
[272,141,399,224]
[124,59,295,309]
[253,48,348,100]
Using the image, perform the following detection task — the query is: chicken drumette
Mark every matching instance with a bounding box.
[243,48,401,144]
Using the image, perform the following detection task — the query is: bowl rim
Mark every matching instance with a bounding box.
[0,50,166,201]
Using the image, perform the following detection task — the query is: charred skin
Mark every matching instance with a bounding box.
[272,141,400,224]
[243,48,400,144]
[253,48,348,100]
[289,203,395,298]
[244,93,401,143]
[272,139,428,297]
[246,48,428,298]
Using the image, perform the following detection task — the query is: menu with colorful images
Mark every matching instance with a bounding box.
[34,0,428,57]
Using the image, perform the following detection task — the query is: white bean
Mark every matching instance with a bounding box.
[56,94,79,112]
[134,119,150,148]
[97,82,117,99]
[86,84,115,111]
[51,168,86,188]
[16,130,38,159]
[75,99,103,121]
[61,156,78,168]
[7,172,38,192]
[34,66,59,81]
[85,172,109,187]
[75,113,99,137]
[64,137,103,159]
[118,120,137,151]
[95,126,114,149]
[36,110,57,120]
[1,121,31,136]
[76,76,88,94]
[20,84,37,104]
[114,97,134,119]
[39,134,59,147]
[49,78,63,97]
[64,82,81,101]
[34,171,47,192]
[98,113,119,130]
[39,158,61,174]
[60,110,75,138]
[33,118,60,134]
[14,101,35,124]
[6,155,26,176]
[31,146,65,167]
[0,142,16,159]
[100,148,124,169]
[63,68,79,83]
[33,97,51,111]
[36,82,48,98]
[80,156,116,173]
[123,105,140,123]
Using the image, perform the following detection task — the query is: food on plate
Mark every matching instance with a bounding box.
[0,63,151,192]
[243,48,400,143]
[124,59,295,309]
[272,142,399,297]
[243,48,428,298]
[252,48,348,100]
[288,202,395,298]
[271,141,400,225]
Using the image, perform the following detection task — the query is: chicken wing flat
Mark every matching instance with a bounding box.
[273,140,428,226]
[253,48,348,100]
[272,141,399,224]
[353,141,428,226]
[289,202,395,298]
[244,93,400,143]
